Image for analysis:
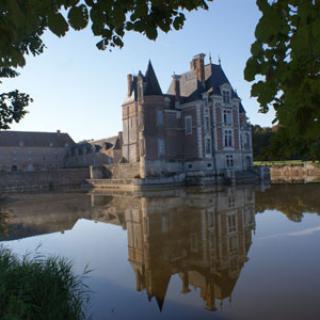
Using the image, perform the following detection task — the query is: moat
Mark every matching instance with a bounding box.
[1,184,320,320]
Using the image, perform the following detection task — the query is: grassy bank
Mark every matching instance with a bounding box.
[0,246,88,320]
[254,160,320,167]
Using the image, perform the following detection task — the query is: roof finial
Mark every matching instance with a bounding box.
[209,52,212,64]
[218,56,221,65]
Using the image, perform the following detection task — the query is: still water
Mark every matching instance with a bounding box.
[0,185,320,320]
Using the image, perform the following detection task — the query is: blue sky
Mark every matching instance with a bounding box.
[2,0,274,142]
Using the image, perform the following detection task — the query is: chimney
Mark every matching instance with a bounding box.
[172,73,181,105]
[127,74,133,97]
[191,53,206,84]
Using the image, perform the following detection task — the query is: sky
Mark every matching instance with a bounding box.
[2,0,275,142]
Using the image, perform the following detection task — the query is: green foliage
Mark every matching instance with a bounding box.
[0,246,88,320]
[252,125,273,161]
[0,0,212,129]
[245,0,320,158]
[0,90,30,130]
[252,124,319,161]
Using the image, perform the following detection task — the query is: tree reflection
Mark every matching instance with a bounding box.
[255,184,320,222]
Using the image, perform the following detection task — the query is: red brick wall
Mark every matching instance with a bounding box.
[182,108,199,160]
[143,96,167,161]
[164,111,183,160]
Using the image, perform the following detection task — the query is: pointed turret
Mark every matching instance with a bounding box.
[155,296,165,312]
[143,60,163,96]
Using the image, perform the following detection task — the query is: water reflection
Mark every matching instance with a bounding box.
[90,188,256,311]
[0,188,256,312]
[0,185,320,319]
[0,194,94,240]
[256,184,320,222]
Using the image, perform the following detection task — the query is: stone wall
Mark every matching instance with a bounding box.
[271,163,320,184]
[0,168,90,193]
[0,146,67,172]
[104,162,140,179]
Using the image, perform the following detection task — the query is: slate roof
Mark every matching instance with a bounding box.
[167,63,244,112]
[143,61,163,96]
[0,131,75,147]
[93,136,120,149]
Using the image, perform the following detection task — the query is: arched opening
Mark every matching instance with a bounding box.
[11,165,18,172]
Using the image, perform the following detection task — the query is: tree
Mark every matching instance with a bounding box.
[0,0,212,129]
[245,0,320,158]
[251,125,273,161]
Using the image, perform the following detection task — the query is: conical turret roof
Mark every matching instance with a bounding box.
[143,60,163,96]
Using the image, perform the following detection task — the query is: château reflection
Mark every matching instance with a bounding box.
[90,188,256,311]
[2,185,320,313]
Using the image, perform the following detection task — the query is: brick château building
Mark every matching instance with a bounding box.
[0,54,253,183]
[122,53,252,178]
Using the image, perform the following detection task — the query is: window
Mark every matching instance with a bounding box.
[223,110,232,126]
[86,146,92,154]
[205,116,209,131]
[205,138,211,154]
[229,236,238,252]
[207,211,214,228]
[190,234,198,252]
[245,132,250,149]
[158,138,165,157]
[167,113,175,128]
[156,110,163,127]
[228,215,236,233]
[228,196,235,208]
[223,90,230,104]
[185,116,192,135]
[140,139,145,156]
[246,156,252,168]
[224,130,233,147]
[226,155,234,167]
[161,215,169,233]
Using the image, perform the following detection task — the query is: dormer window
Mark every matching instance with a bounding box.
[223,90,230,104]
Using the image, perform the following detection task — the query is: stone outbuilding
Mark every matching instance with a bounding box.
[0,130,74,172]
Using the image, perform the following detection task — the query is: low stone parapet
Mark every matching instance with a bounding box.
[0,168,90,193]
[271,163,320,184]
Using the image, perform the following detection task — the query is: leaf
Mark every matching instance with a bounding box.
[112,36,123,47]
[145,26,158,40]
[173,14,185,30]
[68,5,89,30]
[47,13,69,37]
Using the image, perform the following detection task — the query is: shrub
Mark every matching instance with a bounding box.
[0,246,88,320]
